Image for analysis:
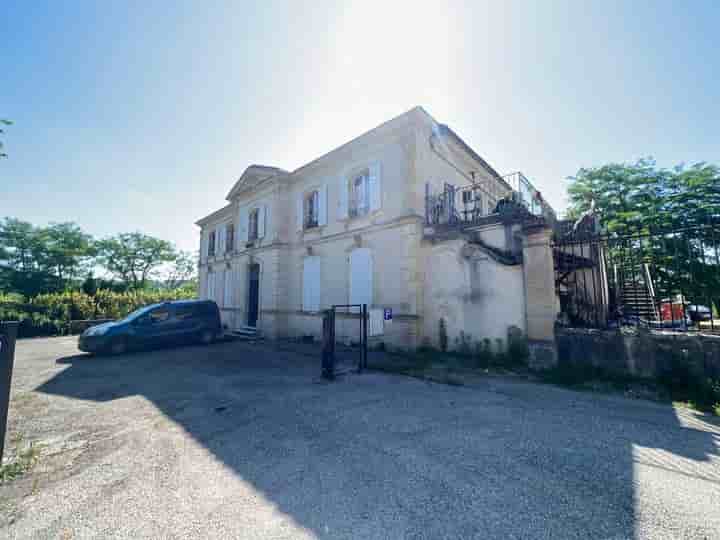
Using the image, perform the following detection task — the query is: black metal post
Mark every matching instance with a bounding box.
[321,310,335,380]
[361,304,368,371]
[0,322,19,462]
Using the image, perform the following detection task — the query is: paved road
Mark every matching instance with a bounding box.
[2,336,720,539]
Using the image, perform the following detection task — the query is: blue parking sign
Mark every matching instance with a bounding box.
[383,308,392,321]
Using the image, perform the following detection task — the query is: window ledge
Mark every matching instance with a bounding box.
[340,209,382,226]
[302,225,326,235]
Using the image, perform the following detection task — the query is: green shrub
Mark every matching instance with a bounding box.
[473,339,493,369]
[658,358,720,413]
[507,332,530,366]
[1,289,197,338]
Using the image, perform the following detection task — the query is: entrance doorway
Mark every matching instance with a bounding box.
[247,263,260,327]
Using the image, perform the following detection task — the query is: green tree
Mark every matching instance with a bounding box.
[0,218,95,295]
[43,222,95,282]
[567,158,720,231]
[164,250,198,290]
[0,119,11,159]
[96,232,177,289]
[566,159,720,312]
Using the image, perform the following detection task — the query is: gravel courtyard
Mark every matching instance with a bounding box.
[2,336,720,539]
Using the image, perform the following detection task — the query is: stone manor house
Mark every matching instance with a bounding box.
[196,106,559,358]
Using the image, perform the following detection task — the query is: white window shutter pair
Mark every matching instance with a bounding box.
[302,256,321,312]
[368,162,381,212]
[349,248,373,307]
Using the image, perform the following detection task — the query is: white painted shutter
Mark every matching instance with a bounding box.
[369,308,384,336]
[218,226,225,255]
[224,268,233,307]
[318,184,328,226]
[200,233,208,262]
[264,203,272,240]
[207,272,215,302]
[258,205,266,238]
[349,248,372,307]
[369,162,381,211]
[216,269,225,306]
[296,194,304,231]
[303,256,321,312]
[238,207,248,243]
[338,175,348,220]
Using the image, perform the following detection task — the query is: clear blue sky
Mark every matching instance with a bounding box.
[2,0,718,252]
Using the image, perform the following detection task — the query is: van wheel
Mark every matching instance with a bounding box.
[200,330,215,345]
[109,338,127,355]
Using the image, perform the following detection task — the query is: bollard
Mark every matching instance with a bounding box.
[321,309,335,380]
[0,321,19,462]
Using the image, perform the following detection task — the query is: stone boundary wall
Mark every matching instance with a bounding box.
[556,327,720,379]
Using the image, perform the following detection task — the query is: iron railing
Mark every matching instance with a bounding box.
[554,219,720,333]
[425,175,556,229]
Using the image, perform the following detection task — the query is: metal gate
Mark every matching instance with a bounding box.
[321,304,368,380]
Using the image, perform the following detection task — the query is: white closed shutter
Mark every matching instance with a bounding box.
[224,268,233,307]
[338,175,348,220]
[264,203,272,240]
[258,206,266,238]
[318,184,328,226]
[369,308,384,336]
[207,272,215,302]
[238,207,248,243]
[296,194,304,231]
[349,248,372,307]
[218,226,225,255]
[369,162,381,211]
[302,256,321,312]
[200,232,208,262]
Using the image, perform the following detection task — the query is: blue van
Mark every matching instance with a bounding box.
[78,300,222,355]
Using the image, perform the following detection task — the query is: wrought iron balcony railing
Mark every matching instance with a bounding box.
[425,173,556,229]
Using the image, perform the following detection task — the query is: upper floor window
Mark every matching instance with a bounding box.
[248,208,259,241]
[461,187,484,218]
[349,170,370,218]
[339,162,380,220]
[305,190,319,229]
[225,223,235,253]
[208,230,216,256]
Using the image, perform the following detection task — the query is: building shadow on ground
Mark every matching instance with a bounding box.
[37,341,720,538]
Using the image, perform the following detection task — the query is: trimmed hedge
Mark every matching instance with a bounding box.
[0,289,197,338]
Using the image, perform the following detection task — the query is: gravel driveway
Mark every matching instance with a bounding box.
[2,336,720,539]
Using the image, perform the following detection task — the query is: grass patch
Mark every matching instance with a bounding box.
[0,437,41,484]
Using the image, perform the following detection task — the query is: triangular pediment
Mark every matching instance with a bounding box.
[225,164,288,201]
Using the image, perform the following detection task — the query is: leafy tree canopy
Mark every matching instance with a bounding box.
[566,158,720,232]
[96,232,177,289]
[0,218,94,295]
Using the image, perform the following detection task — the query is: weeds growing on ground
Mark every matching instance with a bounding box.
[0,437,41,484]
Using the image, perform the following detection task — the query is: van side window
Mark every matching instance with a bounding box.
[149,308,170,323]
[175,307,195,320]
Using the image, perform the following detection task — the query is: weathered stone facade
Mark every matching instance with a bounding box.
[196,107,558,352]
